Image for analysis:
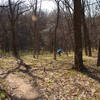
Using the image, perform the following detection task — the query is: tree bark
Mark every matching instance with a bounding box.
[97,39,100,66]
[11,23,18,57]
[88,39,92,56]
[81,0,92,57]
[8,0,18,58]
[33,0,39,58]
[54,1,60,60]
[73,0,83,70]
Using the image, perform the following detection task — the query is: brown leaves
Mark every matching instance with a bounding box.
[1,53,100,100]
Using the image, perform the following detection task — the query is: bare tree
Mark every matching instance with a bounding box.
[8,0,18,57]
[54,0,60,60]
[81,0,92,56]
[32,0,38,58]
[7,0,30,58]
[85,0,92,56]
[30,0,42,58]
[73,0,84,70]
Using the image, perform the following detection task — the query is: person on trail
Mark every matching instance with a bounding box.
[57,49,62,56]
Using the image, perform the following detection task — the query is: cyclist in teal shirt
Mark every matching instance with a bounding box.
[57,49,62,56]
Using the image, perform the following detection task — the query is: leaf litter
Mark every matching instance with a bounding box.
[0,53,100,100]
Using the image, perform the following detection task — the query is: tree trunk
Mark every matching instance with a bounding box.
[97,39,100,66]
[83,22,88,56]
[33,0,39,59]
[81,0,92,56]
[54,1,60,60]
[73,0,83,70]
[81,1,88,56]
[11,23,18,57]
[33,21,38,58]
[88,39,92,56]
[8,0,18,58]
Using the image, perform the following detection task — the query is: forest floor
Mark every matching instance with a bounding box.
[0,51,100,100]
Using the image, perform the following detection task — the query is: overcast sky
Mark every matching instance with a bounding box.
[0,0,97,12]
[41,0,56,12]
[0,0,56,12]
[36,0,97,13]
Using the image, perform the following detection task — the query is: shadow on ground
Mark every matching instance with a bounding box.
[1,57,100,84]
[0,58,45,100]
[1,57,100,100]
[5,93,45,100]
[0,58,44,81]
[76,66,100,83]
[10,95,44,100]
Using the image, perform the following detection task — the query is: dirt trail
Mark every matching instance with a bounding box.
[3,74,40,100]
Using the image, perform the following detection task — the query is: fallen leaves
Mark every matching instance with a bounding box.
[0,52,100,100]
